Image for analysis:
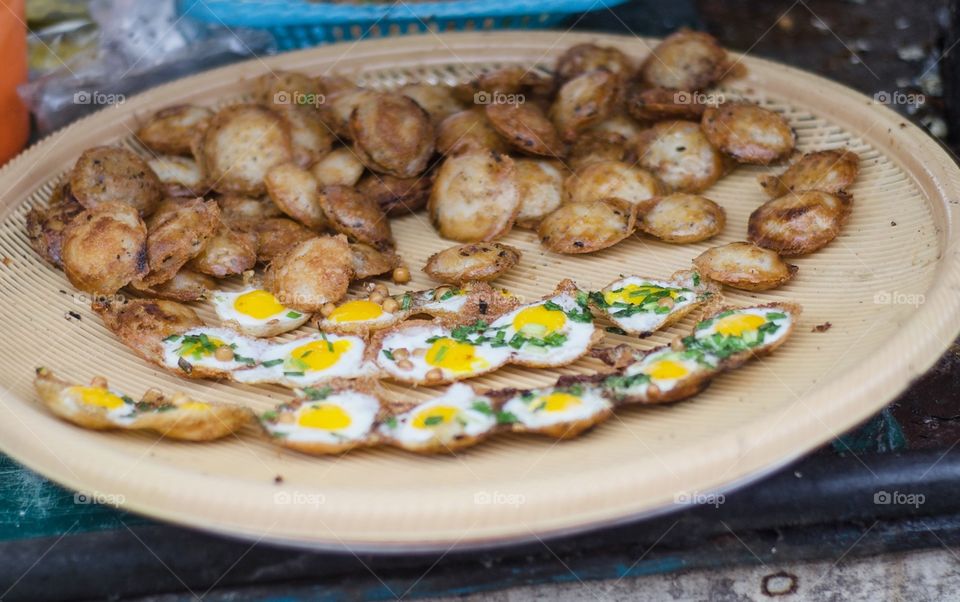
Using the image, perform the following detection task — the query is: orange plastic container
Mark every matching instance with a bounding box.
[0,0,29,166]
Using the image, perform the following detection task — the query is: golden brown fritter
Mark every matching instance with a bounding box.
[139,198,220,287]
[264,162,329,231]
[747,190,852,255]
[350,243,400,279]
[321,88,376,141]
[550,69,620,141]
[484,102,563,157]
[625,86,709,121]
[701,102,795,165]
[563,160,662,214]
[638,193,726,243]
[436,108,510,156]
[429,151,519,242]
[264,235,353,311]
[217,194,282,225]
[349,92,435,178]
[93,296,203,364]
[693,241,798,290]
[200,104,293,196]
[452,66,555,104]
[633,120,725,192]
[188,221,257,277]
[251,217,316,263]
[129,269,215,302]
[273,103,336,168]
[25,191,84,268]
[556,43,635,83]
[758,149,860,197]
[538,198,637,254]
[355,171,433,217]
[136,104,213,156]
[62,202,148,294]
[423,242,521,284]
[513,159,565,228]
[69,146,163,216]
[147,155,208,197]
[567,131,628,171]
[317,185,394,250]
[310,147,365,187]
[640,30,729,91]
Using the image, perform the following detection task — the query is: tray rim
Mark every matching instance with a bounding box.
[1,30,958,553]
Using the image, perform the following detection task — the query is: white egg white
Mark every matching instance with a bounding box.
[317,298,405,332]
[488,293,596,366]
[161,327,267,373]
[415,288,469,316]
[597,277,700,335]
[234,333,377,387]
[381,383,497,448]
[62,386,138,425]
[376,323,512,383]
[503,384,611,431]
[212,287,310,336]
[262,390,381,444]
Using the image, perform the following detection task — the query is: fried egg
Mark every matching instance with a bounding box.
[487,290,598,367]
[260,386,382,454]
[212,287,310,337]
[161,327,266,377]
[591,275,707,335]
[60,384,138,425]
[687,304,796,365]
[34,368,251,440]
[234,333,378,387]
[375,321,512,385]
[380,383,498,453]
[604,347,719,404]
[317,298,407,334]
[502,382,612,438]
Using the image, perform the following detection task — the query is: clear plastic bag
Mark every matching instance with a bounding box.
[19,0,275,135]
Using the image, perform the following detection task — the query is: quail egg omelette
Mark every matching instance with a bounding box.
[379,383,499,453]
[259,382,383,454]
[500,381,612,439]
[374,320,513,385]
[603,346,719,404]
[684,303,799,367]
[234,332,378,387]
[485,280,599,367]
[212,286,310,337]
[589,270,716,335]
[33,368,252,440]
[161,327,267,378]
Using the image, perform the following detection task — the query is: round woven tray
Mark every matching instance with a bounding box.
[0,31,958,552]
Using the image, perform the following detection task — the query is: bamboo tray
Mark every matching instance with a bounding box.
[1,31,959,552]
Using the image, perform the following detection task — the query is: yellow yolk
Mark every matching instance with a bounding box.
[291,339,351,372]
[604,284,677,306]
[534,392,581,413]
[513,304,566,336]
[178,401,210,411]
[234,289,286,320]
[412,405,458,429]
[298,404,352,430]
[328,300,384,323]
[425,338,487,374]
[647,359,690,381]
[69,386,125,410]
[715,314,767,337]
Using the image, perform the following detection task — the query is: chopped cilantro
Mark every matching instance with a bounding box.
[496,411,518,424]
[471,401,494,416]
[286,311,302,319]
[303,386,331,400]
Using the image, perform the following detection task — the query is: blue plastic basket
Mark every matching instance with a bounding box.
[179,0,629,50]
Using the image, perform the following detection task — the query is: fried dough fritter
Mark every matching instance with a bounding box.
[62,202,148,294]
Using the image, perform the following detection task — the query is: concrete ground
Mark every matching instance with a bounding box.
[427,548,960,601]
